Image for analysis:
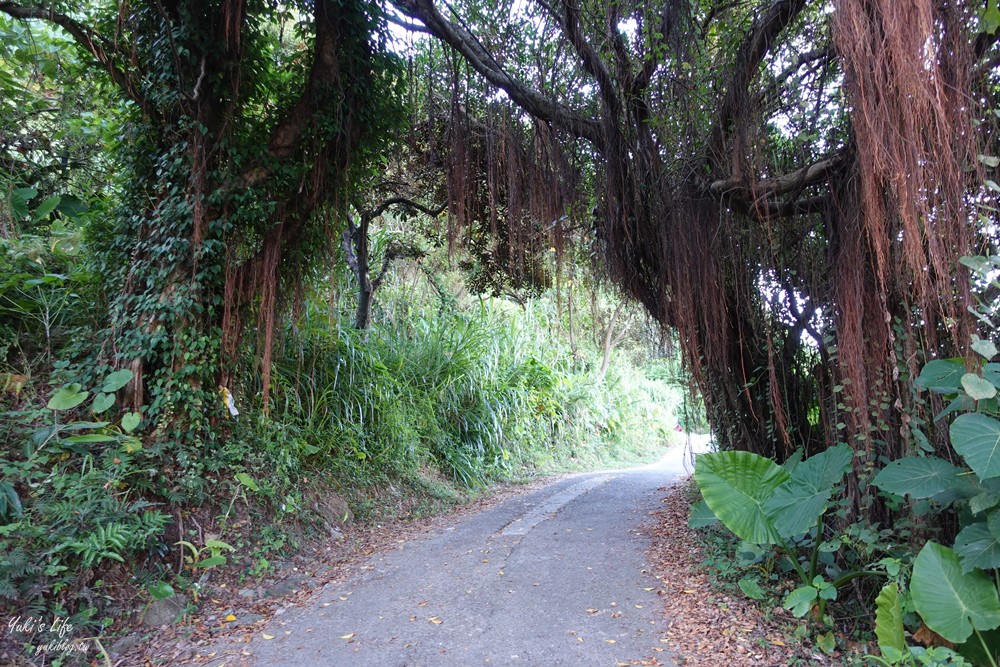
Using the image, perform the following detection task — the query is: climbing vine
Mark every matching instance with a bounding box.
[2,0,406,492]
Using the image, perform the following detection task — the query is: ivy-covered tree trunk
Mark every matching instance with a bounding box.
[2,0,402,488]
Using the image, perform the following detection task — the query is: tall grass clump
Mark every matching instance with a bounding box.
[253,284,682,490]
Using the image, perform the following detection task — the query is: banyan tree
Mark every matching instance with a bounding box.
[0,1,407,452]
[5,0,999,510]
[393,0,1000,503]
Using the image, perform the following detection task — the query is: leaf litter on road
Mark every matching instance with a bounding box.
[645,479,832,666]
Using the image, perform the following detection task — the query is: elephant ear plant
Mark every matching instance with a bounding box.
[692,443,882,624]
[870,341,1000,666]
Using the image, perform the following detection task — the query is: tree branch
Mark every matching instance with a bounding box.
[706,0,809,164]
[371,253,395,292]
[368,196,446,220]
[597,300,626,381]
[341,217,362,278]
[547,0,622,121]
[385,10,430,34]
[709,152,845,199]
[604,2,635,96]
[265,0,343,162]
[756,194,828,218]
[755,44,835,106]
[631,3,680,95]
[0,2,151,115]
[391,0,603,148]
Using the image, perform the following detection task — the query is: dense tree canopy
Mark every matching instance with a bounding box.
[2,0,407,445]
[7,0,1000,657]
[4,0,999,504]
[390,0,1000,503]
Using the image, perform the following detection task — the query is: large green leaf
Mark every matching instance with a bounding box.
[10,187,37,219]
[764,443,852,538]
[235,472,260,493]
[872,456,966,499]
[32,194,60,221]
[91,392,116,414]
[0,481,22,519]
[694,451,789,545]
[952,413,1000,480]
[47,383,88,411]
[738,577,766,600]
[148,581,175,600]
[192,555,226,568]
[917,359,965,393]
[688,500,718,529]
[957,627,1000,666]
[987,510,1000,542]
[936,395,977,422]
[963,373,998,401]
[970,492,1000,514]
[875,582,906,657]
[101,369,134,393]
[983,1,1000,35]
[972,337,999,360]
[984,363,1000,388]
[912,541,1000,643]
[954,522,1000,573]
[121,412,142,434]
[63,434,116,444]
[56,194,88,217]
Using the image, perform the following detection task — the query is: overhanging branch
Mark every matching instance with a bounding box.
[369,196,446,220]
[706,0,809,164]
[709,152,845,199]
[391,0,603,148]
[0,2,151,115]
[756,45,835,106]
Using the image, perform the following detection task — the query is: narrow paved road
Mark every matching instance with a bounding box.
[222,439,709,667]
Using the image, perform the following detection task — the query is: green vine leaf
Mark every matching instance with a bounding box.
[121,412,142,433]
[783,585,818,618]
[954,522,1000,573]
[972,337,999,360]
[951,413,1000,480]
[962,373,997,401]
[101,369,134,393]
[91,392,116,414]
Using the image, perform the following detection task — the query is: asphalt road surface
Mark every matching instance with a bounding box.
[229,437,710,667]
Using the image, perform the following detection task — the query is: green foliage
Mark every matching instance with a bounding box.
[693,444,890,635]
[911,542,1000,645]
[688,499,718,529]
[175,538,236,570]
[0,5,683,658]
[0,374,167,634]
[738,576,766,600]
[876,582,907,658]
[873,458,967,500]
[764,444,854,538]
[695,450,789,545]
[695,444,852,547]
[871,333,1000,665]
[264,291,676,488]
